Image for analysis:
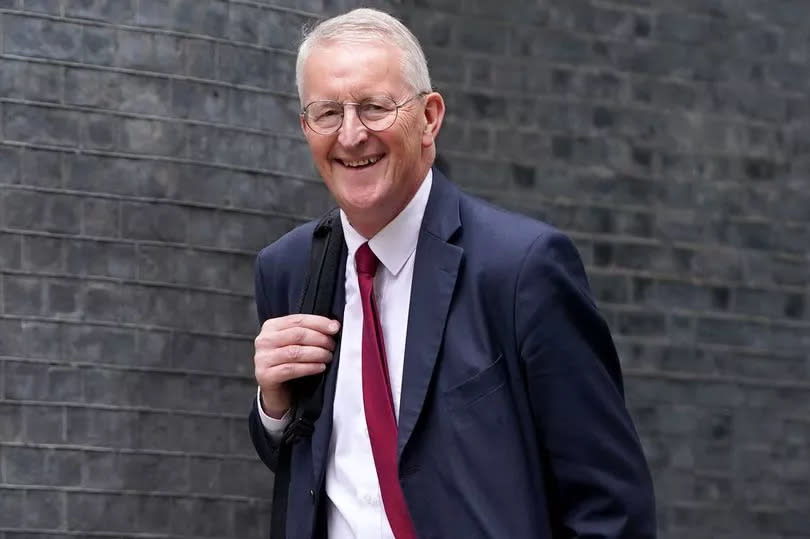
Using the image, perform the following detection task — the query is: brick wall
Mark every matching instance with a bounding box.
[0,1,807,538]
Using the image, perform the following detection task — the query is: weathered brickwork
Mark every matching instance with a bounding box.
[0,1,807,538]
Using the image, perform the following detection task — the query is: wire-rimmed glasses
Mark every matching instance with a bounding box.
[301,92,429,135]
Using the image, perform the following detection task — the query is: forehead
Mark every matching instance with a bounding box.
[301,41,405,101]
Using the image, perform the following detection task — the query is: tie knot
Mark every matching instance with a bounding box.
[355,243,379,276]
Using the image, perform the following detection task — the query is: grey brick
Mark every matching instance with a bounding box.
[3,275,44,317]
[188,455,221,494]
[136,244,186,285]
[135,0,173,30]
[22,320,62,361]
[121,201,186,243]
[118,452,189,492]
[47,279,81,316]
[117,117,185,156]
[183,37,218,79]
[175,0,228,38]
[66,407,138,449]
[20,0,62,15]
[63,324,136,364]
[171,79,229,123]
[66,239,136,279]
[82,281,125,321]
[3,190,79,234]
[130,284,187,327]
[134,410,174,451]
[23,405,65,444]
[151,33,187,74]
[65,491,184,534]
[20,147,62,188]
[113,30,185,74]
[65,69,172,116]
[0,402,24,443]
[4,360,56,401]
[0,488,24,527]
[65,0,137,23]
[185,207,288,251]
[81,24,117,65]
[219,458,269,498]
[82,197,119,238]
[218,44,272,88]
[169,413,230,454]
[83,450,121,489]
[5,104,80,147]
[173,163,233,206]
[169,332,253,377]
[5,446,82,486]
[4,16,82,60]
[65,154,159,197]
[1,60,64,104]
[232,499,272,539]
[0,146,21,185]
[0,232,23,270]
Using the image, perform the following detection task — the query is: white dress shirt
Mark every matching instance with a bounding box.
[259,169,433,538]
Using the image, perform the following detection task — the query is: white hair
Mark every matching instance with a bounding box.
[295,8,432,103]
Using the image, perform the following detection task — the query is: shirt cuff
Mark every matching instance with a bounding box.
[257,386,291,443]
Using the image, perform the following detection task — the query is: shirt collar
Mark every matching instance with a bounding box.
[341,168,433,277]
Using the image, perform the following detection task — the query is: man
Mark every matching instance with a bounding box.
[249,8,656,539]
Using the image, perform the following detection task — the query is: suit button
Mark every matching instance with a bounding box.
[309,489,315,497]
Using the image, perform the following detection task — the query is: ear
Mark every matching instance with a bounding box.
[421,92,445,148]
[300,113,307,134]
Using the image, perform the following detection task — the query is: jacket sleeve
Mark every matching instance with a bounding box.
[515,230,657,538]
[248,249,282,473]
[249,395,281,472]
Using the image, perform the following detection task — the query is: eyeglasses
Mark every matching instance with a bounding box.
[301,92,429,135]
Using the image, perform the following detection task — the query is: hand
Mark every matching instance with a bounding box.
[254,314,340,418]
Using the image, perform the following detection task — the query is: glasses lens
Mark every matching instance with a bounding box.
[306,101,343,133]
[358,96,397,131]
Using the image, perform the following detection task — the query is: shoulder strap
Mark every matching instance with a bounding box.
[270,208,344,539]
[283,207,344,443]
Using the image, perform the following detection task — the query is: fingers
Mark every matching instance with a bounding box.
[260,361,328,386]
[263,314,340,336]
[255,343,333,366]
[255,325,337,352]
[253,314,341,392]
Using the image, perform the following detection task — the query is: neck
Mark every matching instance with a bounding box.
[347,165,430,239]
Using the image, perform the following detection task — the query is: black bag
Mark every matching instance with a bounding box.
[270,208,345,539]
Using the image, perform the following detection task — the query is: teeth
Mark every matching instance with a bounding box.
[343,156,381,167]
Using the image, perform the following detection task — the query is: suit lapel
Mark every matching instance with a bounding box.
[311,245,347,486]
[397,170,462,456]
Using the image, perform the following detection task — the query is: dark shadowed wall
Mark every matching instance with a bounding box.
[0,1,807,538]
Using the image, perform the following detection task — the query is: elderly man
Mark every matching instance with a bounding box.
[249,7,656,539]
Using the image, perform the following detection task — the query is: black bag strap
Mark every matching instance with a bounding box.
[270,208,344,539]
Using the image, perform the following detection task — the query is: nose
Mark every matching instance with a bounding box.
[337,105,368,148]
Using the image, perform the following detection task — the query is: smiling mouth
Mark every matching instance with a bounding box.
[337,154,384,169]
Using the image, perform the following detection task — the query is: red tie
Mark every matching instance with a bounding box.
[355,243,417,539]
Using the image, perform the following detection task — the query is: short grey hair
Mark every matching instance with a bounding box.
[295,8,432,103]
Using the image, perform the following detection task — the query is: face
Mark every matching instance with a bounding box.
[299,41,444,237]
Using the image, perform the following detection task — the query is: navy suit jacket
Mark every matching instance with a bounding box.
[249,169,656,538]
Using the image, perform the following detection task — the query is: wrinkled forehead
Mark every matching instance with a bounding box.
[300,40,407,101]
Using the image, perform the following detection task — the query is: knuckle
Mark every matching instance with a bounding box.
[288,345,301,360]
[281,363,296,378]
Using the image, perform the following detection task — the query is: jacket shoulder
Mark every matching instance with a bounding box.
[457,190,565,253]
[257,219,319,268]
[254,218,321,320]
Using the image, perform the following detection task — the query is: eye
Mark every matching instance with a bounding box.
[361,103,387,113]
